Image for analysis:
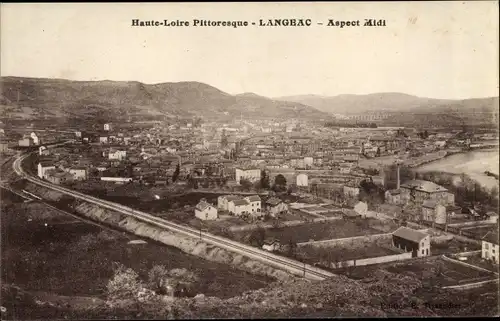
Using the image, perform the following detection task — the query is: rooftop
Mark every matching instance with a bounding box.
[266,197,282,206]
[393,227,428,243]
[221,195,241,201]
[400,180,448,193]
[246,195,261,202]
[482,230,499,245]
[232,199,249,206]
[195,201,212,212]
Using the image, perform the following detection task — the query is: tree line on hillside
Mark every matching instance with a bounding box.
[324,121,377,128]
[239,172,293,193]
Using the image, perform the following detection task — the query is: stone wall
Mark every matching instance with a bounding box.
[297,233,393,248]
[330,252,413,268]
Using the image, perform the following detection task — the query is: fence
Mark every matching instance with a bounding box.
[329,252,413,269]
[450,250,481,257]
[228,216,341,232]
[441,254,498,276]
[419,220,483,244]
[448,220,494,228]
[441,278,499,290]
[298,227,429,248]
[297,233,393,248]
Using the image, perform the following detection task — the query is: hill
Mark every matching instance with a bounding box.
[276,93,498,114]
[277,93,499,128]
[0,77,330,123]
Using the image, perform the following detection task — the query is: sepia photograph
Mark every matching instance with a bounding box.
[0,1,498,319]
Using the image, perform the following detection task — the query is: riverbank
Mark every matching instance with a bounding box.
[415,148,499,189]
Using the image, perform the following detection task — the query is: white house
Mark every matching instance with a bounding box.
[217,195,241,211]
[228,199,250,216]
[296,173,308,187]
[104,123,111,131]
[434,141,447,148]
[266,197,289,217]
[303,157,314,167]
[37,162,55,179]
[30,132,39,145]
[39,146,49,156]
[485,212,499,224]
[99,136,108,144]
[18,137,32,147]
[262,238,281,252]
[481,231,499,264]
[195,200,218,221]
[108,149,126,161]
[235,168,261,184]
[244,195,262,216]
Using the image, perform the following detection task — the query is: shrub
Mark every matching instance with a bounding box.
[106,263,145,303]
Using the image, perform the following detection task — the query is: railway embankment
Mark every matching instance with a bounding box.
[21,181,297,282]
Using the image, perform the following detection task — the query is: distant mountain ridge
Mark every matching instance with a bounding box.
[0,77,330,122]
[276,93,499,115]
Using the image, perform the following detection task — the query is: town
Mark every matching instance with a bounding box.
[1,2,498,318]
[2,117,498,268]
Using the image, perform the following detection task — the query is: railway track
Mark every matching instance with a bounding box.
[13,151,335,281]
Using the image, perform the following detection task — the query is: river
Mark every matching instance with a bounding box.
[416,149,500,190]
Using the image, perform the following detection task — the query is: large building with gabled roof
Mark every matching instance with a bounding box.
[392,226,431,258]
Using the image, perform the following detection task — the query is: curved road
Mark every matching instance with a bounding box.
[13,150,335,281]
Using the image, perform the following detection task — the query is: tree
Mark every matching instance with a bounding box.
[106,263,145,302]
[148,265,173,296]
[260,170,270,189]
[172,164,180,182]
[221,129,228,148]
[271,218,282,229]
[188,177,198,189]
[287,240,298,258]
[205,166,213,177]
[274,174,287,191]
[248,226,266,247]
[489,185,499,202]
[240,178,253,191]
[287,184,298,195]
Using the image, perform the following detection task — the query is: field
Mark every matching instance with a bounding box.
[356,256,497,287]
[299,241,398,264]
[234,218,383,244]
[458,225,497,239]
[431,238,481,255]
[320,211,344,218]
[1,192,271,301]
[450,252,498,273]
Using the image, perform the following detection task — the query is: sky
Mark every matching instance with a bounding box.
[1,2,498,99]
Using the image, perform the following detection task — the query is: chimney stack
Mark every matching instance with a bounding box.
[396,163,401,190]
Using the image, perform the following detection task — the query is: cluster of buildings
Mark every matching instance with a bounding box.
[193,194,290,221]
[18,132,40,147]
